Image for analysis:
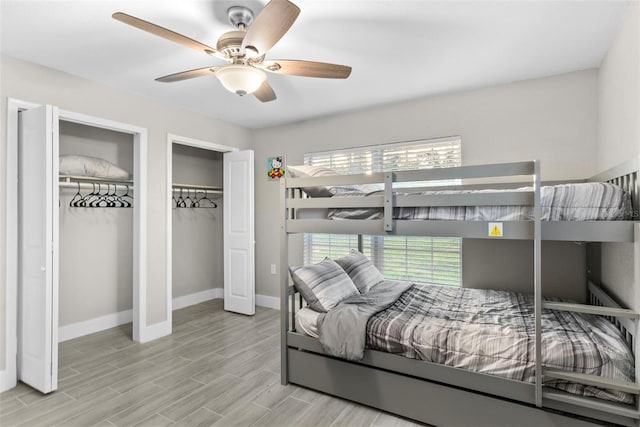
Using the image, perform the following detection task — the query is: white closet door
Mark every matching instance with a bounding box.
[18,105,59,393]
[223,150,255,315]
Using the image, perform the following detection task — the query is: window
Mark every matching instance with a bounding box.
[303,137,462,287]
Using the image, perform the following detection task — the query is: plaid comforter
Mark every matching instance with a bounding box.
[367,284,635,404]
[328,182,631,221]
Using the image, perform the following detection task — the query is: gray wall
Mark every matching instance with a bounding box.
[172,145,223,298]
[597,3,640,310]
[463,240,586,302]
[0,55,253,371]
[58,121,134,326]
[253,70,599,300]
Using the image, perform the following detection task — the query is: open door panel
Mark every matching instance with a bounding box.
[223,150,255,315]
[18,105,59,393]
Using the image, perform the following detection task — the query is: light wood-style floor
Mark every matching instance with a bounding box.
[0,300,425,426]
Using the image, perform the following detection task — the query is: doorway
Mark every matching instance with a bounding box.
[166,133,255,326]
[4,99,148,393]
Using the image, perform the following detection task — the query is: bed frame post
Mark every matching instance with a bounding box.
[384,172,394,232]
[533,160,542,407]
[280,178,289,385]
[635,223,640,417]
[586,243,602,285]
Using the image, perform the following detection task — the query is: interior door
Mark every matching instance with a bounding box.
[223,150,255,315]
[18,105,59,393]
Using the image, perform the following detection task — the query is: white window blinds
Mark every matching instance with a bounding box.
[303,137,462,287]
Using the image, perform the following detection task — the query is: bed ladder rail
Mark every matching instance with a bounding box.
[543,369,640,395]
[542,302,640,319]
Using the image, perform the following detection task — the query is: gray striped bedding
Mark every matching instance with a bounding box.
[290,258,359,312]
[327,182,631,221]
[366,284,635,404]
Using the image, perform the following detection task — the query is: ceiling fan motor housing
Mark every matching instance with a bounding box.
[217,30,246,57]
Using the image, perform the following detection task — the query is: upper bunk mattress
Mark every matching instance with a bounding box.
[326,182,631,221]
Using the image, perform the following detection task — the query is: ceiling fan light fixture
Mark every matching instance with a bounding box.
[216,64,266,96]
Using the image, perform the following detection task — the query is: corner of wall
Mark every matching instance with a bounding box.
[0,368,17,393]
[597,1,640,173]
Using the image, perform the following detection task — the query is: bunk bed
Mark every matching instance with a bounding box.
[280,158,640,427]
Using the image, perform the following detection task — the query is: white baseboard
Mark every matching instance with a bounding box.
[173,288,223,310]
[173,288,281,311]
[256,294,280,310]
[58,289,280,343]
[59,310,133,342]
[137,320,172,344]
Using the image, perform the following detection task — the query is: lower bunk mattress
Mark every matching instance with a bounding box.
[296,283,635,404]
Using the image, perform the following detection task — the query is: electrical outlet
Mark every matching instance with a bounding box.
[270,264,277,275]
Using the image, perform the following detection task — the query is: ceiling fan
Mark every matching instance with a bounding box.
[112,0,352,102]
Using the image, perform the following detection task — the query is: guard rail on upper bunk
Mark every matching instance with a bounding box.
[284,160,540,240]
[282,159,638,242]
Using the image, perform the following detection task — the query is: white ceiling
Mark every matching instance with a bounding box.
[0,0,630,129]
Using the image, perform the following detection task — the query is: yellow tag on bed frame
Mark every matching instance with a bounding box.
[489,222,503,237]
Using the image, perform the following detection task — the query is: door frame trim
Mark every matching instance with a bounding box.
[3,98,148,391]
[165,133,237,329]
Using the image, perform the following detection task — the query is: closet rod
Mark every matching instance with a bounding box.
[172,183,223,192]
[59,181,133,191]
[172,188,222,196]
[59,175,133,185]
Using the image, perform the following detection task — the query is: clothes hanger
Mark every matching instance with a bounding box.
[172,187,179,208]
[91,183,108,208]
[80,182,97,207]
[104,184,116,207]
[177,188,186,208]
[184,188,194,208]
[202,191,218,209]
[70,182,84,207]
[192,189,201,208]
[121,184,133,208]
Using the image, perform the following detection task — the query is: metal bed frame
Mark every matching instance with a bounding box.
[280,158,640,426]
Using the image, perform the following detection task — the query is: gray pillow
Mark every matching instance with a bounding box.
[335,250,384,293]
[290,258,360,312]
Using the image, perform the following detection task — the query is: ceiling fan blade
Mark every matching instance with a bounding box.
[253,80,277,102]
[112,12,224,59]
[155,66,219,83]
[241,0,300,56]
[261,60,352,79]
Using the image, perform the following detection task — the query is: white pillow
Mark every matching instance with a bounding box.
[60,155,130,180]
[287,165,361,197]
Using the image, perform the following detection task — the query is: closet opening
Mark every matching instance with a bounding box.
[166,134,254,327]
[171,144,223,307]
[58,121,135,342]
[6,99,148,393]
